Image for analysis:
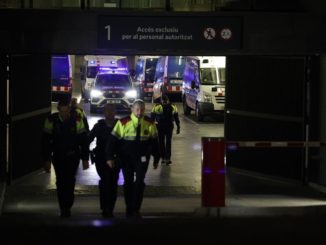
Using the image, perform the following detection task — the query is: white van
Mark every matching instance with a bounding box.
[81,55,128,102]
[182,56,226,121]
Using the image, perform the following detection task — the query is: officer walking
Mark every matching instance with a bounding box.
[42,98,89,217]
[106,99,160,218]
[151,95,180,165]
[70,97,89,132]
[88,104,119,218]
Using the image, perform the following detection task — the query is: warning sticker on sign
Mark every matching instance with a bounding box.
[220,28,232,40]
[203,27,216,40]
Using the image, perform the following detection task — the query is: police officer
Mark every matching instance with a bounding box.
[151,95,180,165]
[70,97,89,132]
[42,98,89,217]
[88,104,119,218]
[106,99,160,218]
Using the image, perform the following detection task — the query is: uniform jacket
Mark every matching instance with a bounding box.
[106,113,160,165]
[151,103,180,130]
[88,119,117,160]
[71,106,89,132]
[41,112,89,161]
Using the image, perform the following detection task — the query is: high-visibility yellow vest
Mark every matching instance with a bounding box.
[151,103,178,115]
[43,113,86,135]
[112,113,158,141]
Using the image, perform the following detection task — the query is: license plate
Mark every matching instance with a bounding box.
[107,100,121,104]
[170,80,183,85]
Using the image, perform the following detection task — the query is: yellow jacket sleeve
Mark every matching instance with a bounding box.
[112,120,123,139]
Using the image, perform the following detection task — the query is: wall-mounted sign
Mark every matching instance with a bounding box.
[98,16,242,50]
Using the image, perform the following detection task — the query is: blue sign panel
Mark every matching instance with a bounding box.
[98,16,242,50]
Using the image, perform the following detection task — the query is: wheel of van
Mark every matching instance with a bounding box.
[195,103,204,122]
[183,97,191,115]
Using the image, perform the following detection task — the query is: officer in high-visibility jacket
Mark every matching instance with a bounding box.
[42,98,89,217]
[151,95,180,165]
[70,97,89,132]
[106,99,160,218]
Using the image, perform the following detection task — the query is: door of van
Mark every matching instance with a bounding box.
[165,56,185,95]
[183,57,200,110]
[153,56,166,101]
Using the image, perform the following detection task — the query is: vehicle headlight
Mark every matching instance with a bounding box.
[203,92,212,102]
[90,89,103,98]
[125,90,137,98]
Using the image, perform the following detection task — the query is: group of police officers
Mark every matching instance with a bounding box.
[41,95,180,218]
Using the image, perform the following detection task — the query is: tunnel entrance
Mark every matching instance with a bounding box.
[1,52,314,186]
[2,52,323,219]
[47,53,226,189]
[1,12,325,213]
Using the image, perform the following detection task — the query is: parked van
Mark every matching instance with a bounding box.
[51,55,72,101]
[81,55,128,102]
[134,56,159,100]
[152,56,186,102]
[182,56,226,121]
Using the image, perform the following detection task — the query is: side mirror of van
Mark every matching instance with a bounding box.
[191,80,197,89]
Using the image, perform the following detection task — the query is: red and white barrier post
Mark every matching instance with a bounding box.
[201,137,225,207]
[201,139,326,208]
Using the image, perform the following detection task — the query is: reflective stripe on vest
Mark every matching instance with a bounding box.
[112,113,157,140]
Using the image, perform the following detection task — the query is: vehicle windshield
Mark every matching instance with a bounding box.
[167,56,186,79]
[95,74,131,87]
[87,66,99,78]
[145,58,158,81]
[200,68,219,85]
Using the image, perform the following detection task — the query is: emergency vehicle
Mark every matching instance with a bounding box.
[182,56,226,121]
[90,67,137,114]
[152,56,186,102]
[134,56,159,100]
[51,55,72,101]
[81,55,128,102]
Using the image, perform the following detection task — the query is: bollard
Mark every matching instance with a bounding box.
[201,137,225,207]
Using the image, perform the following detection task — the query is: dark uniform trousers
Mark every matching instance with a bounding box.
[122,158,149,214]
[122,123,149,214]
[52,153,80,211]
[158,126,173,161]
[94,156,119,212]
[89,119,120,213]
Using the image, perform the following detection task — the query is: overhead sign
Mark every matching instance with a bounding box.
[97,16,242,50]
